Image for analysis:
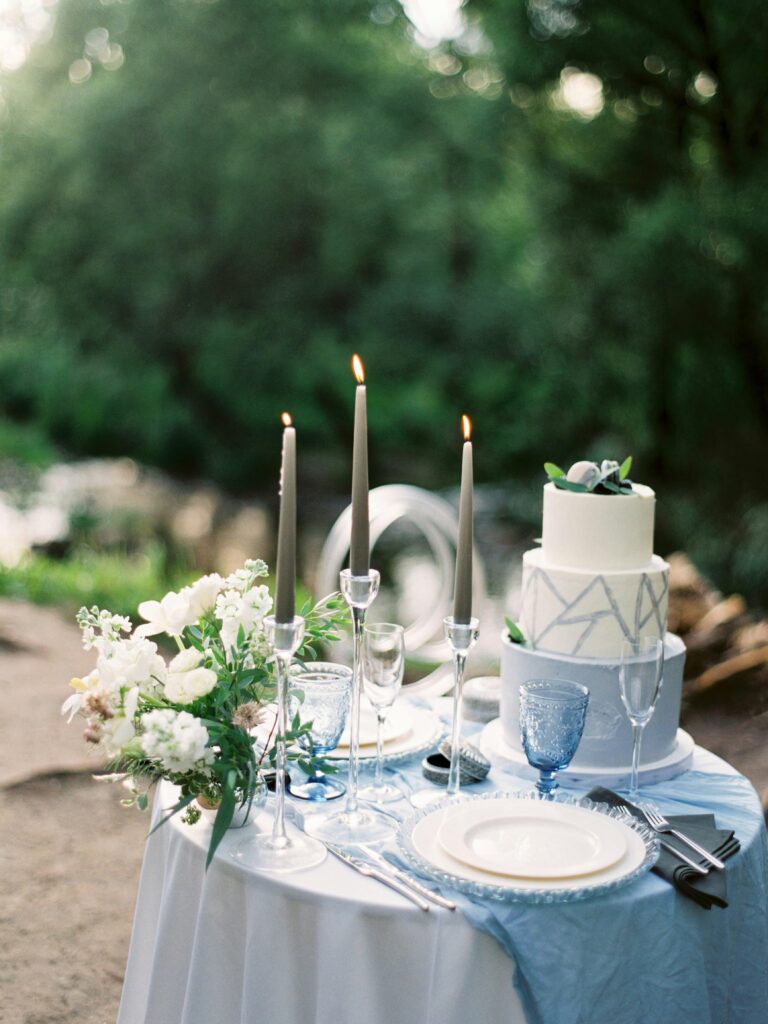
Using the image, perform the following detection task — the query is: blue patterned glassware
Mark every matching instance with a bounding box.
[519,679,590,798]
[289,663,352,801]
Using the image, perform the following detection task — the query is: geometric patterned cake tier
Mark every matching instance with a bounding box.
[520,549,669,659]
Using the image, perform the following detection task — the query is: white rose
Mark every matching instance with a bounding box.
[135,590,196,638]
[186,574,224,619]
[164,647,217,705]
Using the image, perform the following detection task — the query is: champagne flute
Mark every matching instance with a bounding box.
[358,623,405,804]
[619,637,665,800]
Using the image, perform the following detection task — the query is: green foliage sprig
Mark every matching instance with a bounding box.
[545,458,634,496]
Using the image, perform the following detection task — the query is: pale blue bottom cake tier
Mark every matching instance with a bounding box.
[499,631,685,770]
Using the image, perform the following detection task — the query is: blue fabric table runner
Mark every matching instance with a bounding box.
[364,703,768,1024]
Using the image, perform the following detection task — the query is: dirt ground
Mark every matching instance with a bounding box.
[0,598,765,1024]
[0,775,146,1024]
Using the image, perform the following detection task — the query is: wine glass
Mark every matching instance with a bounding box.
[358,623,405,804]
[619,637,665,800]
[288,663,352,802]
[519,679,590,798]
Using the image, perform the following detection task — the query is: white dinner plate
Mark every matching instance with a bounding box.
[407,795,652,897]
[336,702,412,749]
[326,705,441,763]
[437,798,627,879]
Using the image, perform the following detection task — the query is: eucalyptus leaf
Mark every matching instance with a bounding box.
[504,617,525,644]
[552,477,589,493]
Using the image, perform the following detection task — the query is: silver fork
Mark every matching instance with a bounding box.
[617,807,708,875]
[641,807,725,871]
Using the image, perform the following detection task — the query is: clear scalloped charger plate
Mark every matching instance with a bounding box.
[397,791,658,904]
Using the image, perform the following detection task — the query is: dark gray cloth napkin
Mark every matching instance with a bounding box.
[587,786,740,910]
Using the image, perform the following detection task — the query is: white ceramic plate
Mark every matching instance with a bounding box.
[336,702,412,749]
[326,706,441,763]
[437,798,627,879]
[409,796,650,896]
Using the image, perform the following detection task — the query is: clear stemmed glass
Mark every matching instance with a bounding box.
[619,637,665,800]
[358,623,405,804]
[233,615,326,871]
[519,679,590,799]
[288,663,353,802]
[304,569,397,845]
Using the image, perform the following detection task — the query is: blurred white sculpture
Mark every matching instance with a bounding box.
[315,485,488,695]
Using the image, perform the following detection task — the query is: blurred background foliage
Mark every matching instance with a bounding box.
[0,0,766,606]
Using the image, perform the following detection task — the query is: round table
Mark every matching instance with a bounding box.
[116,747,767,1024]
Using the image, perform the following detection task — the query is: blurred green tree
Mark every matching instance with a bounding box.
[0,0,766,599]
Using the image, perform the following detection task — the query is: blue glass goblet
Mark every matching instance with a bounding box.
[289,663,352,802]
[519,679,590,799]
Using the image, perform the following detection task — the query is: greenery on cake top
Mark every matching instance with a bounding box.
[505,618,525,644]
[544,458,634,495]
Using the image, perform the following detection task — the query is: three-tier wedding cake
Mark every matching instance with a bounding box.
[494,460,691,779]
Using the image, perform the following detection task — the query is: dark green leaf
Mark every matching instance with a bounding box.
[206,769,236,869]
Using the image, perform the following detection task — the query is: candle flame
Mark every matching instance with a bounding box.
[462,414,472,441]
[281,412,292,427]
[352,353,365,384]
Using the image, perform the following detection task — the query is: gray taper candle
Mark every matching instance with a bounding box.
[350,354,370,576]
[274,412,296,624]
[453,415,473,624]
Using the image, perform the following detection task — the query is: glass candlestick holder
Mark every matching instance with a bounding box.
[410,615,479,809]
[233,615,327,871]
[304,569,397,846]
[444,616,480,800]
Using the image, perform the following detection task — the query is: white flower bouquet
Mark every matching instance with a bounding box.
[62,559,347,865]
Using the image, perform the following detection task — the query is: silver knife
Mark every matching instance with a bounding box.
[327,845,430,911]
[360,846,456,910]
[660,839,709,876]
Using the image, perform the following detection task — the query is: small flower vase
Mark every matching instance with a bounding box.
[196,773,268,828]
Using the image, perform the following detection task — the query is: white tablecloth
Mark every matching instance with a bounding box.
[116,748,761,1024]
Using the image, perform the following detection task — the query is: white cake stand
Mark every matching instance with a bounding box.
[479,716,695,790]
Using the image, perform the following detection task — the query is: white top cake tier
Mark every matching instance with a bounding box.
[541,481,656,571]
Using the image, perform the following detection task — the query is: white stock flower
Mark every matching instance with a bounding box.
[101,713,137,758]
[164,647,218,705]
[96,636,167,695]
[135,590,196,638]
[140,709,214,774]
[186,573,224,619]
[215,584,272,652]
[224,559,268,594]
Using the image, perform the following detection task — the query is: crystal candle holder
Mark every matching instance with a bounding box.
[233,614,326,871]
[304,569,397,845]
[444,616,480,800]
